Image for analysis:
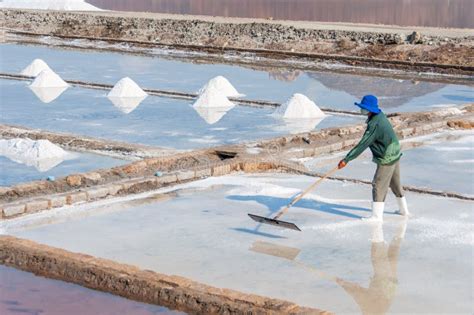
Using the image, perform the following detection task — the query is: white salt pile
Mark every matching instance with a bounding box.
[193,86,235,124]
[107,77,148,114]
[0,0,102,11]
[0,138,69,172]
[273,93,326,119]
[193,86,234,109]
[108,77,148,98]
[30,69,68,88]
[21,59,52,77]
[198,76,244,98]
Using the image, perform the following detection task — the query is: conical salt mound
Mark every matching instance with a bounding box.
[21,59,52,77]
[193,86,235,109]
[273,94,326,119]
[108,77,148,98]
[30,69,68,88]
[0,138,69,172]
[198,76,244,98]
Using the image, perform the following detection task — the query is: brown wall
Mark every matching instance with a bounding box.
[87,0,473,28]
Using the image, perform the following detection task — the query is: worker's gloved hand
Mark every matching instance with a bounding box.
[338,160,347,169]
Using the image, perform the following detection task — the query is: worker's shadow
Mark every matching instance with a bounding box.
[228,194,369,219]
[228,194,369,238]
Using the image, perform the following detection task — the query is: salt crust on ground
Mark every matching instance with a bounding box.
[198,76,244,98]
[30,69,68,88]
[0,0,102,11]
[21,59,52,77]
[273,93,326,119]
[107,77,148,98]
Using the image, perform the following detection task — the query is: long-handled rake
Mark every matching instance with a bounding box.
[248,166,339,231]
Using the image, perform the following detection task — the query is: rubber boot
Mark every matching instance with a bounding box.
[371,222,385,243]
[362,202,384,222]
[395,196,411,217]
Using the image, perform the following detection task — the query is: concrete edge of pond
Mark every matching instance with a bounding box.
[0,235,330,315]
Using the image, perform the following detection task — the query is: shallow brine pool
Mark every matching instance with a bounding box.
[0,79,362,149]
[3,173,472,314]
[0,150,127,187]
[299,130,474,196]
[0,265,184,315]
[2,43,473,112]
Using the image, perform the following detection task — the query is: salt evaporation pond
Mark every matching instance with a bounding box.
[3,173,472,314]
[0,150,126,187]
[0,265,184,315]
[300,131,474,196]
[2,43,473,112]
[0,79,362,149]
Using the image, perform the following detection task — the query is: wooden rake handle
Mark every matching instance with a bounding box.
[273,166,339,220]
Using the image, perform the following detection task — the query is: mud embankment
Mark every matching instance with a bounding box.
[1,9,473,72]
[0,236,328,315]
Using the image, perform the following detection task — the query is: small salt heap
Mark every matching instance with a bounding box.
[108,77,147,98]
[198,76,244,98]
[0,0,102,11]
[193,86,235,124]
[0,138,69,172]
[107,77,148,114]
[273,94,326,119]
[273,94,326,134]
[30,69,68,88]
[21,59,52,77]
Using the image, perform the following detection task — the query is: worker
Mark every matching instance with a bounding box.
[337,95,410,222]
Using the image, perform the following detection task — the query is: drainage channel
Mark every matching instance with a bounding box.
[0,72,363,116]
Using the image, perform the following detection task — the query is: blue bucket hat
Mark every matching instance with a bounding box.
[355,95,381,114]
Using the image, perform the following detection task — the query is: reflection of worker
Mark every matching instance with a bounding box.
[335,220,407,315]
[338,95,410,222]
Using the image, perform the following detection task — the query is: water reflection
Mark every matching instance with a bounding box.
[280,117,326,134]
[250,219,407,314]
[193,105,235,124]
[108,96,147,114]
[29,86,68,104]
[88,0,473,28]
[336,221,406,315]
[0,265,184,315]
[308,72,445,109]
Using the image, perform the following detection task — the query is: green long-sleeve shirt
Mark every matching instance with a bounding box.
[343,112,401,165]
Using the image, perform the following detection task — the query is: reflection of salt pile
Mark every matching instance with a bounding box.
[0,0,102,11]
[107,77,148,114]
[0,138,69,172]
[193,86,235,124]
[198,76,244,98]
[21,59,52,77]
[29,69,69,103]
[273,93,326,134]
[30,86,68,103]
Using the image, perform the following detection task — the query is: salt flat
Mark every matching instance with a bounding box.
[3,173,472,314]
